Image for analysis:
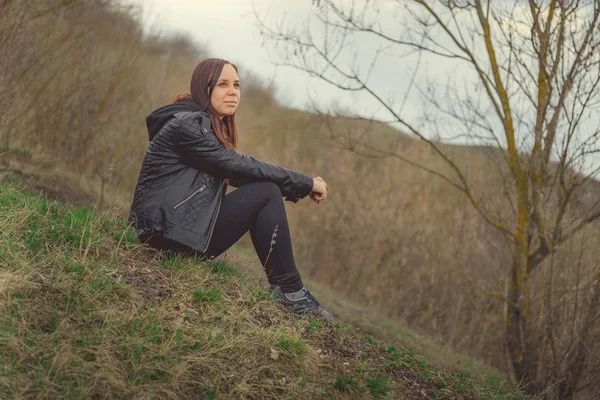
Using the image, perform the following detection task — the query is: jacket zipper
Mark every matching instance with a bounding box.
[173,184,207,210]
[203,181,225,253]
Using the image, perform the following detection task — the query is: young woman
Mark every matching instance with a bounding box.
[129,58,332,319]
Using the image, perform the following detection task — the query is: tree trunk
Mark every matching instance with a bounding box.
[506,247,540,395]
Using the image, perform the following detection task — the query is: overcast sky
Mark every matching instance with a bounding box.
[120,0,363,112]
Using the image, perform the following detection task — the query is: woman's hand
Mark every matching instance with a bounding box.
[310,177,328,204]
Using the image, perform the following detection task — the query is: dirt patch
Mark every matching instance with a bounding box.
[0,150,100,207]
[123,265,176,305]
[0,167,98,207]
[250,307,280,327]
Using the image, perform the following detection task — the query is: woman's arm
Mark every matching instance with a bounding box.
[176,112,313,203]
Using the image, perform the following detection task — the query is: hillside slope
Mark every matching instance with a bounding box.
[0,181,527,399]
[238,104,600,387]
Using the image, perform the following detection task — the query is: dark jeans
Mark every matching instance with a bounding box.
[144,181,304,292]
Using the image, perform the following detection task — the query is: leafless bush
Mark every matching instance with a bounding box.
[0,0,206,196]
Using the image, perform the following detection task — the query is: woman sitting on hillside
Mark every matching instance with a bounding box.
[129,58,332,319]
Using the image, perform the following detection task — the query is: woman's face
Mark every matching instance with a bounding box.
[210,63,240,118]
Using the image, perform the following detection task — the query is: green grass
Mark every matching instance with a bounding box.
[306,318,322,334]
[204,258,242,277]
[276,331,308,356]
[333,374,359,392]
[366,375,391,396]
[0,181,530,399]
[192,288,222,303]
[160,253,189,270]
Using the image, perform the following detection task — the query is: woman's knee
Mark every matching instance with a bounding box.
[235,181,283,205]
[250,181,282,199]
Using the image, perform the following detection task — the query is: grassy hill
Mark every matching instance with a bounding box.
[0,181,529,399]
[3,1,599,394]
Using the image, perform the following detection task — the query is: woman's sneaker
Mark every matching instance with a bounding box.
[274,286,333,320]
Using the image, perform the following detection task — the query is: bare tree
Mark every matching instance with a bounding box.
[255,0,600,397]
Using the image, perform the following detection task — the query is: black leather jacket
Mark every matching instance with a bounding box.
[128,101,314,253]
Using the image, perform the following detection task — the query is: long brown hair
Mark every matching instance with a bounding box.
[174,58,238,150]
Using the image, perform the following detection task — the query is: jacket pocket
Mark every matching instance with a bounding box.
[173,184,207,210]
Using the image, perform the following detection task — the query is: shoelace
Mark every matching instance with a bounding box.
[303,289,321,307]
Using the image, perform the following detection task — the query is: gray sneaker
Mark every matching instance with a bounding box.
[274,286,333,320]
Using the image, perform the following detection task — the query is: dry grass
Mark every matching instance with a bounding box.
[0,182,532,399]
